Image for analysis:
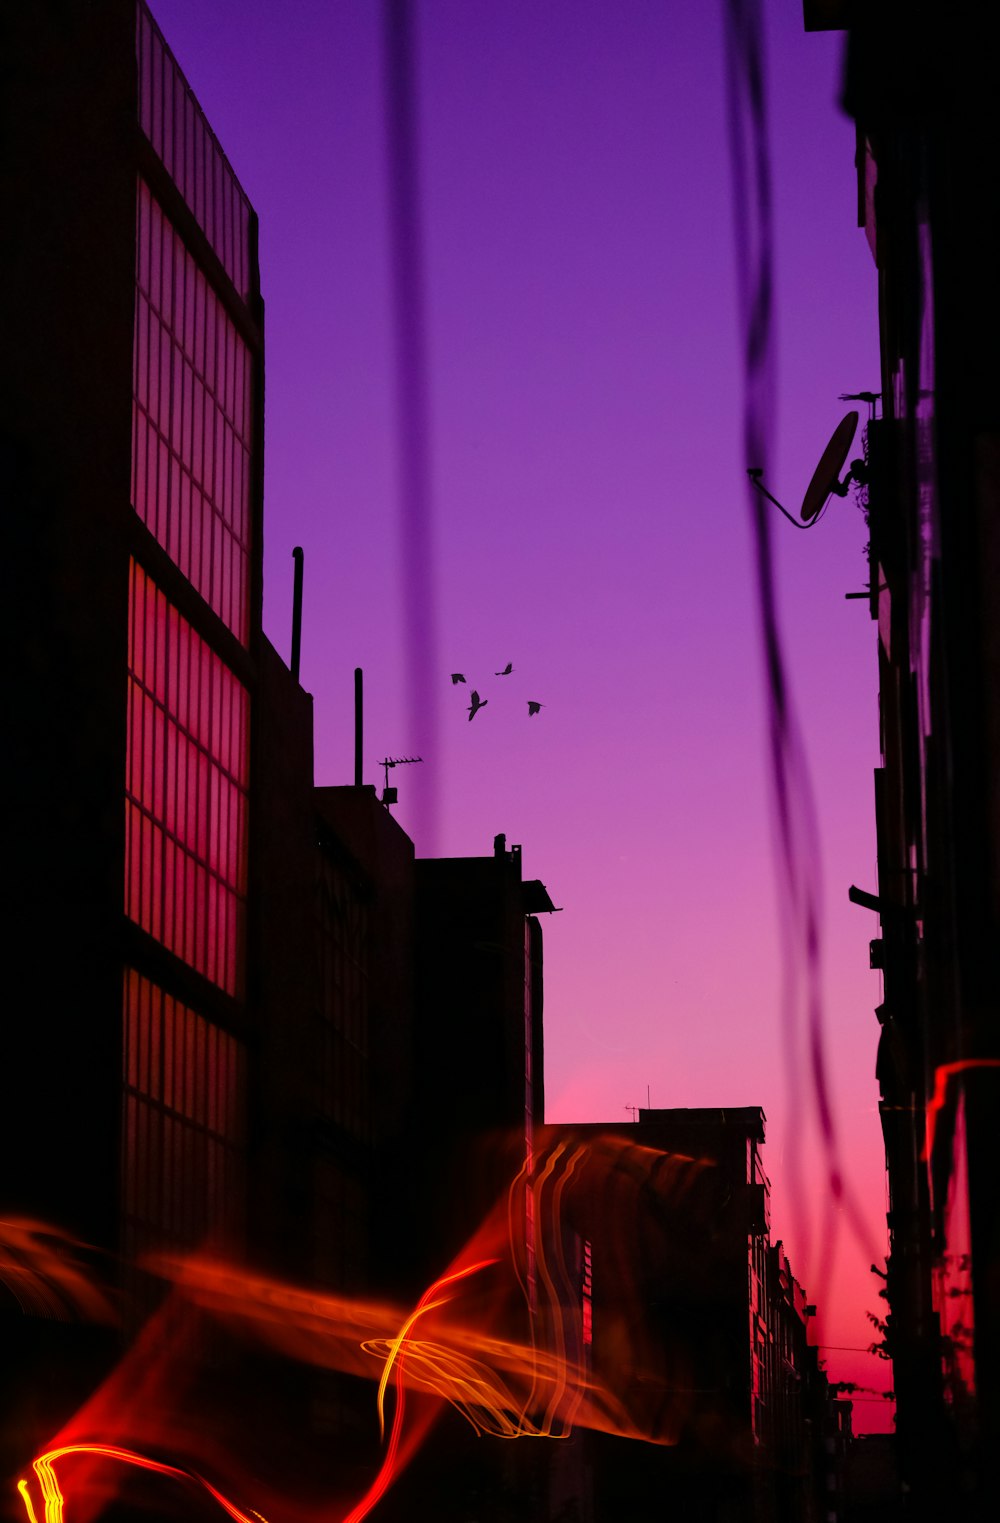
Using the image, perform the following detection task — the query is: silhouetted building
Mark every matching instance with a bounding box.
[843,1433,902,1523]
[312,783,418,1292]
[761,1241,852,1523]
[412,835,553,1274]
[1,0,409,1489]
[826,3,1000,1516]
[538,1108,846,1523]
[3,0,264,1463]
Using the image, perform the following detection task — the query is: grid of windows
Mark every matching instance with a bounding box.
[125,559,249,995]
[317,855,370,1141]
[122,969,246,1267]
[132,178,253,643]
[136,1,253,302]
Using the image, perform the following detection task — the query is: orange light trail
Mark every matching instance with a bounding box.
[374,1258,498,1439]
[922,1059,1000,1160]
[0,1220,117,1324]
[508,1140,587,1437]
[142,1129,707,1451]
[14,1132,709,1522]
[144,1246,650,1442]
[343,1259,497,1523]
[17,1444,267,1523]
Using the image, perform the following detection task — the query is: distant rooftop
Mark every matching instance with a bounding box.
[639,1106,766,1140]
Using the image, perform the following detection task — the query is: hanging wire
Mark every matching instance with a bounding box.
[722,0,878,1308]
[383,0,440,849]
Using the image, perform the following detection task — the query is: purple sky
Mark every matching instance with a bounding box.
[152,0,889,1426]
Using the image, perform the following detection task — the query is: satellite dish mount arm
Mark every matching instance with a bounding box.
[746,469,810,529]
[748,409,863,528]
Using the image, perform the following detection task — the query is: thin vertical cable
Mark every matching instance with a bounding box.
[722,0,876,1289]
[383,0,439,849]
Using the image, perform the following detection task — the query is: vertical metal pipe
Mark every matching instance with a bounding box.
[290,546,304,681]
[354,667,363,787]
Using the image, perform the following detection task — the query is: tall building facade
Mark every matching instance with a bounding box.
[823,2,1000,1515]
[3,0,262,1446]
[124,6,261,1265]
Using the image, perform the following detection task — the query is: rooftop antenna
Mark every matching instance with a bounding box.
[748,409,869,528]
[839,390,881,423]
[377,755,423,808]
[625,1104,638,1123]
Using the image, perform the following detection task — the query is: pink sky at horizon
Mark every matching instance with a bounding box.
[152,0,892,1429]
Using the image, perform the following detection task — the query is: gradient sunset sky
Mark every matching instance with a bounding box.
[152,0,890,1427]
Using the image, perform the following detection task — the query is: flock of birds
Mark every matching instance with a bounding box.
[450,665,545,721]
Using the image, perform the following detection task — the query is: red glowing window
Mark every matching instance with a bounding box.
[122,968,246,1268]
[581,1240,593,1347]
[132,178,253,643]
[135,3,253,301]
[125,560,249,996]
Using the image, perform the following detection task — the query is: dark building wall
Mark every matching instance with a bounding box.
[412,841,549,1275]
[844,7,1000,1514]
[2,0,137,1252]
[542,1112,763,1523]
[415,844,546,1132]
[844,1433,902,1523]
[525,910,545,1133]
[315,786,416,1154]
[537,1110,843,1523]
[1,0,266,1475]
[247,636,316,1278]
[313,784,417,1294]
[416,856,527,1124]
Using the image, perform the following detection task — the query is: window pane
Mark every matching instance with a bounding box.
[121,968,246,1269]
[131,176,253,643]
[124,561,249,995]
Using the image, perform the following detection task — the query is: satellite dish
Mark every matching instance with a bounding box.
[800,411,859,522]
[747,403,870,529]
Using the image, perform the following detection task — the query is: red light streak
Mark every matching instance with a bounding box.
[17,1444,267,1523]
[374,1259,498,1439]
[340,1261,496,1523]
[0,1220,117,1324]
[922,1059,1000,1160]
[14,1131,712,1521]
[508,1140,586,1437]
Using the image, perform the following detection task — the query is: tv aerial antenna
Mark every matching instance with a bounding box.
[747,409,870,529]
[377,754,422,807]
[839,389,881,422]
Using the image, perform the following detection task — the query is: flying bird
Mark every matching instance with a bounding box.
[468,690,488,721]
[450,673,467,684]
[495,662,513,676]
[527,701,544,716]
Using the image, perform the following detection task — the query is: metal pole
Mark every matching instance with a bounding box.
[290,546,304,681]
[354,667,364,787]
